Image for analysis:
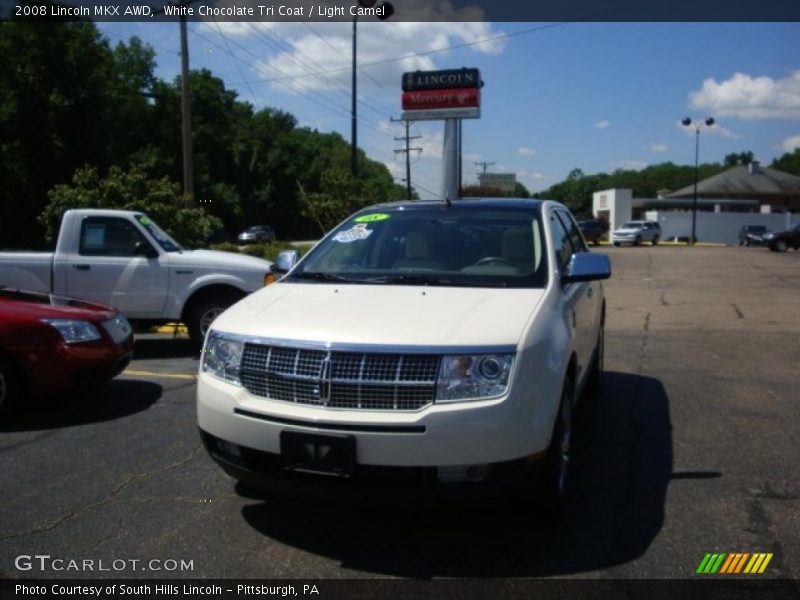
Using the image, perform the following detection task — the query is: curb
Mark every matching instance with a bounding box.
[150,323,188,334]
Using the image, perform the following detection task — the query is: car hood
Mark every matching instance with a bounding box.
[0,291,116,322]
[168,249,271,270]
[211,282,546,348]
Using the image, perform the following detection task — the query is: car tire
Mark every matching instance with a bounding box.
[652,235,659,246]
[774,240,788,253]
[0,354,22,415]
[187,293,240,346]
[613,242,620,247]
[634,236,642,247]
[537,376,575,517]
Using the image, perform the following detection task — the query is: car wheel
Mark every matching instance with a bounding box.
[775,240,788,253]
[0,355,21,414]
[652,235,659,246]
[187,294,240,346]
[613,242,620,247]
[538,376,575,516]
[744,239,750,247]
[634,236,642,246]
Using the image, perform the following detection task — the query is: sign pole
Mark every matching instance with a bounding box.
[441,118,460,200]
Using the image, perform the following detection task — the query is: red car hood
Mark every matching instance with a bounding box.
[0,289,117,322]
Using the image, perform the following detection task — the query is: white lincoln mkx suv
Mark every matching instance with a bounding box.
[197,198,610,511]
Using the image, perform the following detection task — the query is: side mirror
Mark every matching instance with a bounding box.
[271,249,299,275]
[562,252,611,284]
[134,241,158,259]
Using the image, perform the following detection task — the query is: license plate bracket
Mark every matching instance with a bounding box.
[280,431,355,478]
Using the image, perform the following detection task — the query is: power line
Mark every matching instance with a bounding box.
[240,22,575,88]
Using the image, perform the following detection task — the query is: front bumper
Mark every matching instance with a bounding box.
[197,370,554,469]
[24,336,133,397]
[200,429,541,500]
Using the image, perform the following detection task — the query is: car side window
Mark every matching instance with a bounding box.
[549,212,574,273]
[555,210,588,255]
[79,217,148,257]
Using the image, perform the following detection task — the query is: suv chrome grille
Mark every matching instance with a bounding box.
[240,344,440,411]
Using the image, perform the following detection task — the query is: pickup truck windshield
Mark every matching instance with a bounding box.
[289,207,549,288]
[134,214,183,252]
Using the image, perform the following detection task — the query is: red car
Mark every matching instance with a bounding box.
[0,288,133,412]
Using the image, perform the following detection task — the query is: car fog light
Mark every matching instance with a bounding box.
[437,464,490,483]
[217,439,242,459]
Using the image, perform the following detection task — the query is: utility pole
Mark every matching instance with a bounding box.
[179,3,194,204]
[392,118,422,199]
[475,161,495,176]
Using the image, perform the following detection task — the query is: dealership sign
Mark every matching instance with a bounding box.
[401,68,482,121]
[402,68,482,92]
[402,88,480,111]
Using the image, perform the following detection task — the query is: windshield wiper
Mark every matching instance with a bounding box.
[289,271,362,284]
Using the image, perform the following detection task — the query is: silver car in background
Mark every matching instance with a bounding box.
[612,221,661,246]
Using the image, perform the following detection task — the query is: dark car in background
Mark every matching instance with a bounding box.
[237,225,276,245]
[0,288,133,412]
[765,223,800,252]
[738,225,770,246]
[578,219,605,245]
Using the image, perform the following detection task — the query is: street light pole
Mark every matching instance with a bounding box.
[179,9,194,203]
[351,15,358,177]
[681,117,715,245]
[350,0,394,177]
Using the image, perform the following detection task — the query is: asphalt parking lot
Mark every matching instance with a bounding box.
[1,246,798,580]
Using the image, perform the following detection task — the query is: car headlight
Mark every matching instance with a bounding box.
[202,331,244,385]
[435,354,514,403]
[41,319,102,344]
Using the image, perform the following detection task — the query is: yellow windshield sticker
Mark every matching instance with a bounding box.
[354,213,391,223]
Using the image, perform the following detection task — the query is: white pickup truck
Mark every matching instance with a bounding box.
[0,209,271,344]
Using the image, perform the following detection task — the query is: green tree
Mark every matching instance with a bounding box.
[723,151,755,167]
[41,165,222,248]
[771,149,800,176]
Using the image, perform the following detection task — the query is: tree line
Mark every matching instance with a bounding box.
[532,150,800,218]
[2,16,799,248]
[0,17,407,249]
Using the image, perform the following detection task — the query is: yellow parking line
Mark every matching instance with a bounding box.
[123,369,197,381]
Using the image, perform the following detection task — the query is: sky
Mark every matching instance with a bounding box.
[97,20,800,199]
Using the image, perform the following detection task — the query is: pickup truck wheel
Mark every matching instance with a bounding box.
[0,355,21,414]
[538,377,574,516]
[652,235,659,246]
[187,295,237,345]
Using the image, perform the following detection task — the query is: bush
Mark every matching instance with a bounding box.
[209,242,240,254]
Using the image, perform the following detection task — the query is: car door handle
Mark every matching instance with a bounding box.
[72,264,91,271]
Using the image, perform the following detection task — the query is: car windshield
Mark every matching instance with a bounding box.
[246,226,267,233]
[288,205,549,289]
[134,214,183,252]
[621,222,643,229]
[747,226,767,233]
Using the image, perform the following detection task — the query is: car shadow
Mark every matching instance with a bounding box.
[238,371,674,577]
[0,380,162,433]
[133,335,199,360]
